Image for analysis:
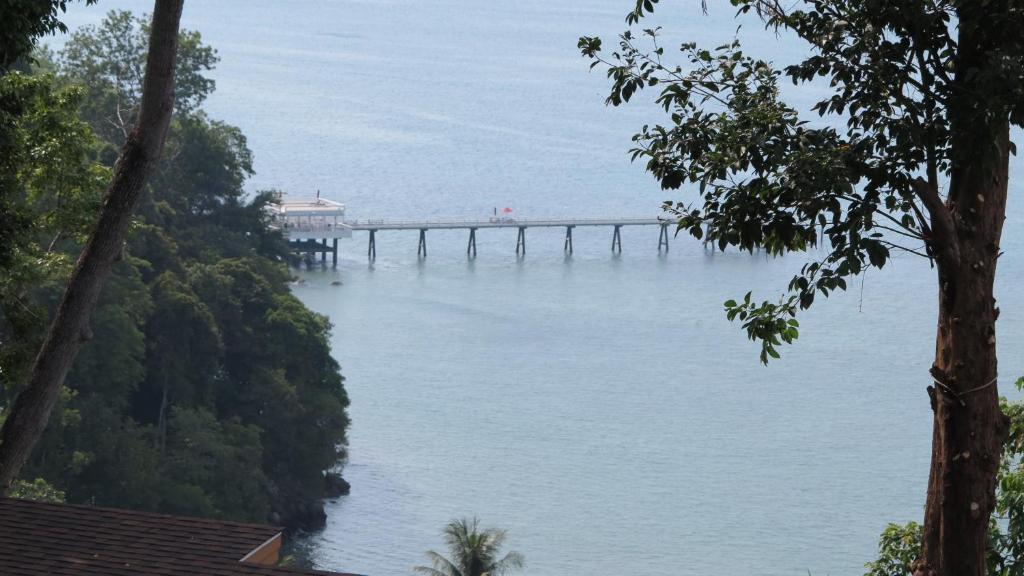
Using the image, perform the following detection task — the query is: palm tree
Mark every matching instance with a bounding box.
[413,518,525,576]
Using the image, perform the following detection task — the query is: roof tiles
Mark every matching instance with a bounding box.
[0,498,356,576]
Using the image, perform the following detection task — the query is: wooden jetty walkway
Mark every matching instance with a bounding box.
[270,196,673,265]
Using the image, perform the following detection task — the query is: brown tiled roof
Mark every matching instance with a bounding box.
[0,498,357,576]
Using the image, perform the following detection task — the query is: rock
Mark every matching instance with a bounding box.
[304,501,327,528]
[274,499,327,532]
[324,472,350,498]
[330,280,343,286]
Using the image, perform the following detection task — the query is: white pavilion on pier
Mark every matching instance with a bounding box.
[268,193,352,240]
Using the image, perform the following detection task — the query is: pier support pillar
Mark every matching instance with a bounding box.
[305,240,315,269]
[612,225,622,254]
[658,223,670,253]
[564,226,574,254]
[467,228,477,258]
[332,238,338,266]
[368,229,376,260]
[516,226,526,256]
[418,228,427,258]
[321,239,328,264]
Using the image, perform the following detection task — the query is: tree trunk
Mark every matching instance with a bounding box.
[911,9,1017,573]
[0,0,185,491]
[916,126,1012,576]
[156,375,169,452]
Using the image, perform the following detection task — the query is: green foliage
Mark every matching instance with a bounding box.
[580,1,1024,362]
[0,71,109,392]
[69,260,152,406]
[188,258,349,504]
[993,385,1024,576]
[0,1,96,69]
[158,408,268,521]
[58,10,218,145]
[413,518,525,576]
[1,10,348,526]
[8,477,66,503]
[151,112,252,219]
[865,522,922,576]
[0,7,103,368]
[866,388,1024,575]
[0,3,98,289]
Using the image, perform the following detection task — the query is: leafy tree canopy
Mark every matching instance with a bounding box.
[59,9,217,144]
[580,0,1024,362]
[0,0,96,70]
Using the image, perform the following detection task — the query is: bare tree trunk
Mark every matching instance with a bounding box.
[0,0,185,491]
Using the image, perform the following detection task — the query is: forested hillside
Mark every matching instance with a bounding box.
[0,10,349,529]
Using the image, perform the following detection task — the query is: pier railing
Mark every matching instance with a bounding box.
[343,217,664,230]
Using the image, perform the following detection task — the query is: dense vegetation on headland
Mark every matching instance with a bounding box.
[0,10,349,528]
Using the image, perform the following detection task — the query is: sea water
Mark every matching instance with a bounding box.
[60,2,1024,575]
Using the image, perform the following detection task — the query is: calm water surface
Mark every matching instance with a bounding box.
[62,2,1024,575]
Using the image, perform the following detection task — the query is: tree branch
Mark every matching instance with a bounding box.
[912,177,960,271]
[877,238,931,259]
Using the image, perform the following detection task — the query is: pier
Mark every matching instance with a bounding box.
[351,217,670,260]
[269,196,673,265]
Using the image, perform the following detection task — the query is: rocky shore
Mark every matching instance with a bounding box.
[272,472,351,531]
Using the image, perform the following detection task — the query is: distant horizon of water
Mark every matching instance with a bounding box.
[59,2,1024,575]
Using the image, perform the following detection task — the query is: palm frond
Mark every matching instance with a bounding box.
[421,517,523,576]
[412,566,453,576]
[488,551,525,576]
[412,550,463,576]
